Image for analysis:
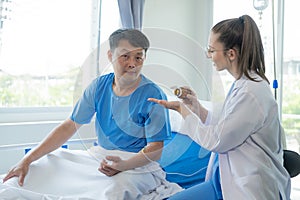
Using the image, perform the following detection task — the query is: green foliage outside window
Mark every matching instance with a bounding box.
[282,75,300,151]
[0,67,80,107]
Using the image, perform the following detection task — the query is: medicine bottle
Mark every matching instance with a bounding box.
[173,87,191,98]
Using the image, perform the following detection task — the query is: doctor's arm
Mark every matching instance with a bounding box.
[3,118,80,186]
[180,92,265,152]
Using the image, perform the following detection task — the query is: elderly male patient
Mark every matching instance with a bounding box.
[2,29,182,200]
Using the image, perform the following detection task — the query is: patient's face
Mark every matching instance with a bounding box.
[109,39,145,85]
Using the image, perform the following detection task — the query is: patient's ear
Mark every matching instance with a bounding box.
[107,50,113,62]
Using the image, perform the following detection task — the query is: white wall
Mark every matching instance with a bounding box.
[142,0,214,100]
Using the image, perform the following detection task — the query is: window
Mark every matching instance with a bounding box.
[0,0,121,108]
[0,0,120,123]
[0,0,98,107]
[282,0,300,153]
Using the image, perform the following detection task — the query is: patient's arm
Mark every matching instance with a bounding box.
[3,118,80,186]
[98,141,164,177]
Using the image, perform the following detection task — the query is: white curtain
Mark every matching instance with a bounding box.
[117,0,145,30]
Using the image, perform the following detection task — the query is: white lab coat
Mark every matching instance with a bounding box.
[180,74,291,200]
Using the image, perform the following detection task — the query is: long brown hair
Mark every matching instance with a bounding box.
[212,15,269,83]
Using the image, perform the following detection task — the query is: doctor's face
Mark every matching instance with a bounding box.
[108,39,145,83]
[207,32,230,72]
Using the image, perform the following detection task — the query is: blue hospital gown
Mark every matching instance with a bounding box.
[70,73,171,152]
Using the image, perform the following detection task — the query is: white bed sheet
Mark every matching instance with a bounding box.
[0,147,182,200]
[0,98,211,199]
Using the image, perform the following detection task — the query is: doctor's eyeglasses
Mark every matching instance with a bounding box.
[205,47,229,58]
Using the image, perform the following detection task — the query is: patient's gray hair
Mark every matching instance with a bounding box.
[109,29,150,53]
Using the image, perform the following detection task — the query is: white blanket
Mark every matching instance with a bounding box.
[0,147,182,200]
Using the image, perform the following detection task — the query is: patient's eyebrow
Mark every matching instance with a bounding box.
[118,48,144,54]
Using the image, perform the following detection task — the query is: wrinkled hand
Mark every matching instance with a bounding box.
[98,156,126,177]
[3,161,30,186]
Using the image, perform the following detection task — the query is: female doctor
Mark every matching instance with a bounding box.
[149,15,291,200]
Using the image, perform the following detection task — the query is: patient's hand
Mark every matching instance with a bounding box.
[3,160,30,186]
[147,98,181,112]
[147,98,191,118]
[98,156,123,177]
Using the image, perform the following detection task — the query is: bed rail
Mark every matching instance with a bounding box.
[0,137,98,151]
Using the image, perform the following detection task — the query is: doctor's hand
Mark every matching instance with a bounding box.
[98,156,125,177]
[176,87,203,119]
[3,159,30,186]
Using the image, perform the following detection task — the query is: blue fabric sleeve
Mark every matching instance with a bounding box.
[70,79,97,124]
[128,78,172,143]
